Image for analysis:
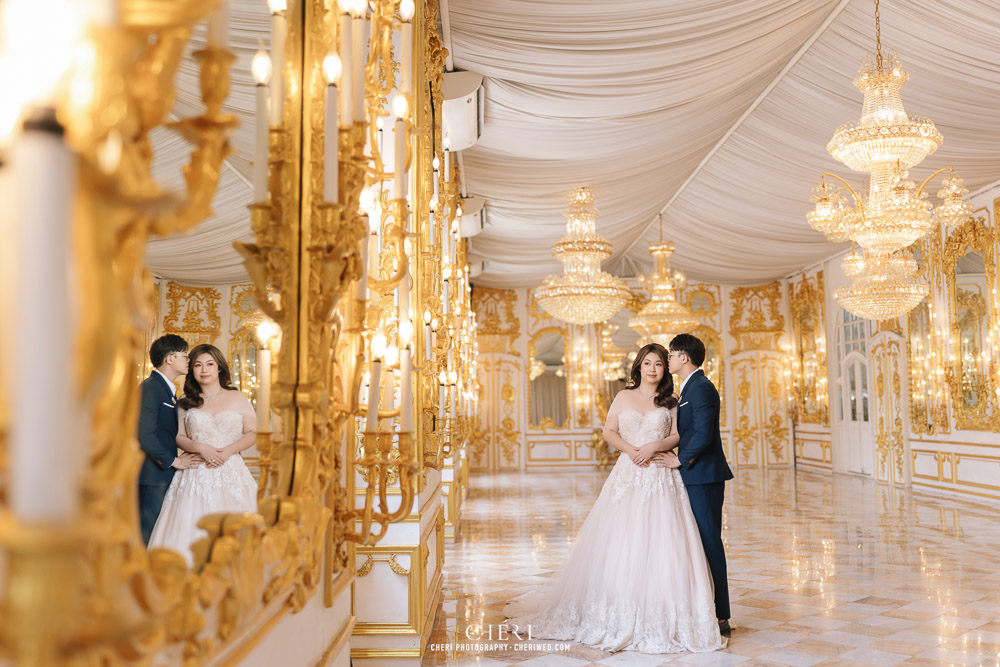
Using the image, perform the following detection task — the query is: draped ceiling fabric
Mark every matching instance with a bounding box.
[148,0,1000,287]
[445,0,1000,287]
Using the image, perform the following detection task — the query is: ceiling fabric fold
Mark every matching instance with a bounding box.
[446,0,1000,287]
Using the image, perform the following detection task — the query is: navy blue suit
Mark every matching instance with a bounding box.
[137,372,179,544]
[676,369,733,620]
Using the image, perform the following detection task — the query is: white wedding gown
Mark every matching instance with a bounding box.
[505,407,725,654]
[148,407,258,566]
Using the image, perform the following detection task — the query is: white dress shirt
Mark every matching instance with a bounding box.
[154,369,177,396]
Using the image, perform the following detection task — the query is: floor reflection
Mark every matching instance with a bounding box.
[424,468,1000,666]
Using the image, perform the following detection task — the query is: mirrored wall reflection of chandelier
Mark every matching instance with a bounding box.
[628,215,698,346]
[535,187,631,325]
[806,0,974,321]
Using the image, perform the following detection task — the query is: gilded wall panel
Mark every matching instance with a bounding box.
[473,287,520,356]
[789,272,829,426]
[498,359,523,469]
[728,281,785,354]
[162,281,222,344]
[732,358,760,466]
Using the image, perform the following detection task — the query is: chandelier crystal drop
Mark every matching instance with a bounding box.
[535,187,631,325]
[628,216,698,346]
[806,0,973,320]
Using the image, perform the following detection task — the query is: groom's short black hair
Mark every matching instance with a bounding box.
[668,333,705,367]
[150,334,188,368]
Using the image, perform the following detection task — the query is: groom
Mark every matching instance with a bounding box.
[137,334,199,544]
[667,333,734,636]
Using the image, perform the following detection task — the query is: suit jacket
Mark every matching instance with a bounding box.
[137,372,179,485]
[676,369,733,486]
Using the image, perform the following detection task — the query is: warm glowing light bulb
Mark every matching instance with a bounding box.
[400,0,415,20]
[385,344,399,367]
[424,310,431,324]
[252,49,273,85]
[392,92,409,119]
[432,156,440,170]
[322,51,343,85]
[439,370,447,385]
[257,319,280,345]
[371,331,388,359]
[268,0,287,14]
[399,320,414,345]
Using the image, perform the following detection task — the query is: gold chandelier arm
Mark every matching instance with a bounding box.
[916,166,955,197]
[820,172,866,214]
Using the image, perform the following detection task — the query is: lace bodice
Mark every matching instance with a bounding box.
[184,409,246,449]
[617,407,672,448]
[607,407,682,504]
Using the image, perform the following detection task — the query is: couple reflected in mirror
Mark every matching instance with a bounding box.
[137,335,258,565]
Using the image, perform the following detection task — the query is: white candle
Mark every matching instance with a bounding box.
[323,82,339,202]
[207,0,230,48]
[339,12,354,125]
[352,14,365,123]
[10,112,77,522]
[443,278,450,315]
[428,211,436,247]
[254,84,269,202]
[399,272,410,323]
[269,5,287,126]
[400,349,413,432]
[366,359,381,427]
[256,347,271,431]
[450,382,457,420]
[443,142,451,182]
[449,229,456,265]
[393,118,406,200]
[424,322,432,361]
[400,2,414,94]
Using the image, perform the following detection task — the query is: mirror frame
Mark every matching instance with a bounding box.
[527,325,570,431]
[692,325,726,425]
[944,216,999,431]
[789,272,829,426]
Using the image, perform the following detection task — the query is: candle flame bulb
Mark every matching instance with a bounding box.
[323,51,343,85]
[372,331,388,359]
[252,49,273,85]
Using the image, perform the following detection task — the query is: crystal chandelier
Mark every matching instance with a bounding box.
[807,0,974,320]
[535,187,631,325]
[834,246,928,320]
[600,325,627,382]
[628,215,698,346]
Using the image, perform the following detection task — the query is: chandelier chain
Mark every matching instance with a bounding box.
[874,0,882,71]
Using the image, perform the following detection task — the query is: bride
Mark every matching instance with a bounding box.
[148,344,259,565]
[505,343,725,654]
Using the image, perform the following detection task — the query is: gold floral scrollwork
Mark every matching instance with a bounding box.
[729,281,785,354]
[474,287,521,356]
[163,282,222,344]
[943,216,999,431]
[789,272,829,426]
[355,554,410,578]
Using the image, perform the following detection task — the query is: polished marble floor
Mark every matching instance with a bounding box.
[423,468,1000,667]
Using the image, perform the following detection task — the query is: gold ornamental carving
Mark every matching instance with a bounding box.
[163,282,222,343]
[943,216,999,431]
[728,281,785,354]
[474,287,520,356]
[762,359,788,464]
[499,362,521,468]
[789,272,829,426]
[732,358,758,465]
[229,284,264,331]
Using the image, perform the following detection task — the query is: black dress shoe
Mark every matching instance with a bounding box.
[718,619,732,636]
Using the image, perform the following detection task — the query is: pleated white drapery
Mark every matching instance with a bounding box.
[446,0,1000,287]
[146,0,1000,287]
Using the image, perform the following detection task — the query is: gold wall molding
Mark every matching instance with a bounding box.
[789,272,829,426]
[731,354,790,467]
[873,337,907,485]
[163,281,223,343]
[473,287,520,356]
[728,281,785,354]
[943,216,999,431]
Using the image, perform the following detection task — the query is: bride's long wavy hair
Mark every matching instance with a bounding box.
[626,343,677,409]
[179,344,234,410]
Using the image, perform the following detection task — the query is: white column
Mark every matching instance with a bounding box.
[10,111,77,522]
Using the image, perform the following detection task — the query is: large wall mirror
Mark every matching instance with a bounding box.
[694,326,726,423]
[906,243,948,434]
[789,274,828,425]
[944,218,999,431]
[528,327,569,430]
